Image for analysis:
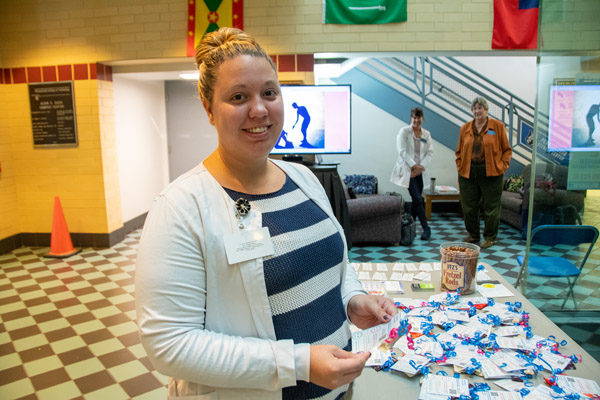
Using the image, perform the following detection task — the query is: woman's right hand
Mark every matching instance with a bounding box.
[309,345,370,389]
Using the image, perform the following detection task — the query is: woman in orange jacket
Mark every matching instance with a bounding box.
[455,97,512,249]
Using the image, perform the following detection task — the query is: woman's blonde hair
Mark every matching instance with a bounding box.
[194,27,276,105]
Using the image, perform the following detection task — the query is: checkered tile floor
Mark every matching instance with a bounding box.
[1,212,598,399]
[0,231,167,399]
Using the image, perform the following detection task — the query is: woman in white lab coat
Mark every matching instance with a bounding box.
[390,107,434,240]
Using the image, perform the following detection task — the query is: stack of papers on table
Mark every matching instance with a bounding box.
[436,185,458,193]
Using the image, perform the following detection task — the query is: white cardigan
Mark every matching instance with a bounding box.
[390,125,434,189]
[135,158,365,399]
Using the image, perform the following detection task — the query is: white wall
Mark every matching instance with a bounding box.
[113,77,169,223]
[454,56,537,105]
[165,80,218,181]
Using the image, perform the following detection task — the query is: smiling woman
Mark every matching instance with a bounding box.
[202,54,285,189]
[135,27,397,400]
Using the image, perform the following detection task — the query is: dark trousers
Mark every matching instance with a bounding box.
[408,174,428,229]
[458,163,503,241]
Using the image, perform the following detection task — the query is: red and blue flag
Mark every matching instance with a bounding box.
[492,0,539,49]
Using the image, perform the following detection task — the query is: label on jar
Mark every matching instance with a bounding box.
[442,261,465,291]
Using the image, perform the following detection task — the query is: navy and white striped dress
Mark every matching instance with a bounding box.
[224,175,351,400]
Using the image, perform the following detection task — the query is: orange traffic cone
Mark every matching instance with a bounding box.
[45,196,80,258]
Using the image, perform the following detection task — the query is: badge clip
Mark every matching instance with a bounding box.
[234,198,251,229]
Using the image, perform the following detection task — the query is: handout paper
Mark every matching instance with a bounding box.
[414,271,432,281]
[477,391,523,400]
[390,272,404,281]
[476,282,514,298]
[391,353,430,376]
[405,263,418,271]
[418,374,470,399]
[384,280,404,293]
[392,263,405,271]
[555,375,600,397]
[490,350,528,372]
[351,313,404,353]
[494,325,524,337]
[372,271,388,280]
[361,280,385,296]
[401,273,414,281]
[358,271,370,280]
[446,309,470,322]
[533,351,573,373]
[376,263,388,271]
[493,379,529,393]
[419,263,433,271]
[481,359,514,379]
[365,348,391,367]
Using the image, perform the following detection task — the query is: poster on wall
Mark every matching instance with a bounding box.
[520,120,533,147]
[28,81,78,148]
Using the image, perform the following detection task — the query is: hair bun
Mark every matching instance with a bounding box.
[193,27,276,104]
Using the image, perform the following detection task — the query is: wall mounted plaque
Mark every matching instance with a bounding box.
[29,81,78,148]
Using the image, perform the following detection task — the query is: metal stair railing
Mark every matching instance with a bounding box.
[428,57,566,166]
[347,55,569,166]
[356,55,558,166]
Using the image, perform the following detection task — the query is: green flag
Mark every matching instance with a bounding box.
[324,0,407,24]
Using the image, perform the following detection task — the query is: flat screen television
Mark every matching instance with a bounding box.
[272,84,351,161]
[548,84,600,152]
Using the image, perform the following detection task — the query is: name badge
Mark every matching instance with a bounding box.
[487,130,496,135]
[420,137,427,143]
[224,227,274,264]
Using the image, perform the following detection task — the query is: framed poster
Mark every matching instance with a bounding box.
[28,81,78,148]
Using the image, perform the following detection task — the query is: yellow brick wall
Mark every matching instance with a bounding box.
[2,0,598,68]
[246,0,495,53]
[0,86,19,239]
[97,79,123,233]
[2,80,110,236]
[0,0,188,66]
[0,0,499,70]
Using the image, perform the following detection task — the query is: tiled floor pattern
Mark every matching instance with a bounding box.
[0,213,598,399]
[0,231,167,399]
[555,319,600,363]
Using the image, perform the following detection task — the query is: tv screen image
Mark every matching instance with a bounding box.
[548,84,600,152]
[272,85,351,155]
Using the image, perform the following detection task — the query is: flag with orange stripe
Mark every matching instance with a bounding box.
[187,0,244,57]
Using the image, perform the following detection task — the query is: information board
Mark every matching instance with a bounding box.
[29,81,78,148]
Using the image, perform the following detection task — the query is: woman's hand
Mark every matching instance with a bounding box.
[410,164,424,177]
[309,345,370,389]
[347,295,397,329]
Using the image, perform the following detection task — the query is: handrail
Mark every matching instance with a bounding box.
[352,54,568,166]
[433,57,534,109]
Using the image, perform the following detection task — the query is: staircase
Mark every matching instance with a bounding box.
[331,56,569,172]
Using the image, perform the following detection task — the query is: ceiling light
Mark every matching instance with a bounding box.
[179,72,199,80]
